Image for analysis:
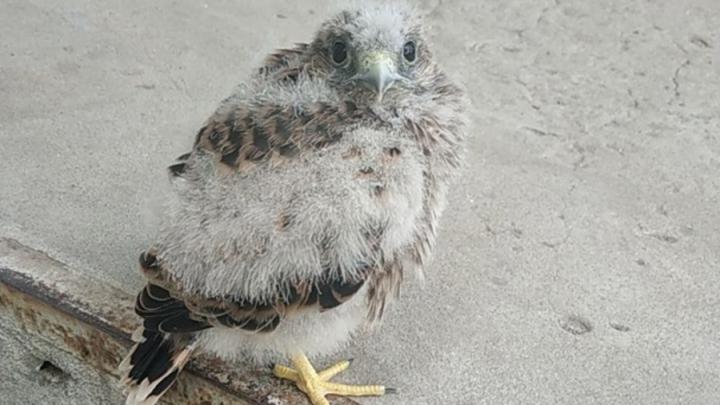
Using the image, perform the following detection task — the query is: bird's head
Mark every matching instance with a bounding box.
[307,5,434,106]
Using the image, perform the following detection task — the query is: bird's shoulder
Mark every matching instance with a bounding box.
[194,94,360,171]
[176,67,385,176]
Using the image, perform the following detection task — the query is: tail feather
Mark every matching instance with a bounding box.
[120,327,195,405]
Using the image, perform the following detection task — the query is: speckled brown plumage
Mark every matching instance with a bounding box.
[192,100,367,172]
[137,250,374,333]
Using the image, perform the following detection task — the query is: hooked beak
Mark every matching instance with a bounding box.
[355,52,402,102]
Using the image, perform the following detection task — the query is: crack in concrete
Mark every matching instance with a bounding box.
[674,41,689,55]
[523,126,562,138]
[671,59,690,99]
[690,35,712,49]
[516,77,541,110]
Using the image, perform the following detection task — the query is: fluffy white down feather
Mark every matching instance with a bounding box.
[158,123,425,303]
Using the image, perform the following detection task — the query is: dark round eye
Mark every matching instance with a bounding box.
[403,41,416,63]
[331,41,348,65]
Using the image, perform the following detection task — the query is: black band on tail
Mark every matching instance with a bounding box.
[120,328,194,405]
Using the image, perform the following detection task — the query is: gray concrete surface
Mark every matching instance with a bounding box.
[1,0,719,404]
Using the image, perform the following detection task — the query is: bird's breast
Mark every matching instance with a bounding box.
[159,127,424,300]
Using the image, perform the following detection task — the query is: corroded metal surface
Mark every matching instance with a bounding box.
[0,238,359,405]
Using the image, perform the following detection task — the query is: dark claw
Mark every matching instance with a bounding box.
[385,387,398,394]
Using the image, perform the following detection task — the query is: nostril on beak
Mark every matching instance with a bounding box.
[356,53,401,102]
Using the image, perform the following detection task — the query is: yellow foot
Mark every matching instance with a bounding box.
[273,353,394,405]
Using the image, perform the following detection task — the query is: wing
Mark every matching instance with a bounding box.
[190,98,361,173]
[135,250,373,334]
[166,44,314,179]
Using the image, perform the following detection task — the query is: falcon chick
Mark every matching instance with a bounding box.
[120,4,467,405]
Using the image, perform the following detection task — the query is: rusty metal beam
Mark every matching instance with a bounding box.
[0,238,358,405]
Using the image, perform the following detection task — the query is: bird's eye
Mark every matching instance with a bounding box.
[402,41,416,63]
[331,41,348,65]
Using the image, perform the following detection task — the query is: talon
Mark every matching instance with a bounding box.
[273,353,390,405]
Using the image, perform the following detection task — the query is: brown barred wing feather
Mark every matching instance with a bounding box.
[123,250,373,404]
[192,100,359,172]
[167,43,310,178]
[137,250,373,334]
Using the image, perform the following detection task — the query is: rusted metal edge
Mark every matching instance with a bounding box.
[0,264,257,405]
[0,264,132,344]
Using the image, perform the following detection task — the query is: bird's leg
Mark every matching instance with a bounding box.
[273,352,392,405]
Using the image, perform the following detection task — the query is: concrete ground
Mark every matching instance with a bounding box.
[1,0,719,404]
